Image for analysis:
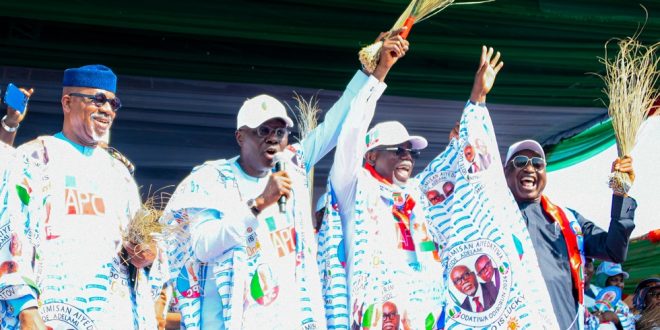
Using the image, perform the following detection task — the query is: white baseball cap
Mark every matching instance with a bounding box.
[365,121,428,152]
[505,139,545,164]
[236,94,294,129]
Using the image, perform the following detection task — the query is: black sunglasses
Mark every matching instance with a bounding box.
[510,155,546,170]
[69,92,122,111]
[376,147,421,159]
[250,125,291,139]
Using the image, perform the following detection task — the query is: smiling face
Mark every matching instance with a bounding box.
[426,190,445,205]
[451,265,478,296]
[443,182,455,196]
[382,301,400,330]
[505,149,547,203]
[464,144,475,162]
[61,87,117,146]
[236,118,289,176]
[366,142,414,184]
[475,255,495,282]
[584,259,595,286]
[606,274,625,291]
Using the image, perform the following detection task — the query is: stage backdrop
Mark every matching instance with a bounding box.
[544,116,659,239]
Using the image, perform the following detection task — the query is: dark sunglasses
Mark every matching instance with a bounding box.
[250,125,291,139]
[510,155,546,170]
[376,147,421,159]
[69,92,122,111]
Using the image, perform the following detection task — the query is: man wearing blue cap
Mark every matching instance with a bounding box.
[0,65,156,329]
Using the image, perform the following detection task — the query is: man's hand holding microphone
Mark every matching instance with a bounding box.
[251,153,291,215]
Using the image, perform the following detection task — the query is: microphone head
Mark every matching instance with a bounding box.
[273,152,288,164]
[273,152,287,171]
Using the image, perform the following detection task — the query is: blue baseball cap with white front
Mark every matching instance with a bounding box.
[596,261,629,279]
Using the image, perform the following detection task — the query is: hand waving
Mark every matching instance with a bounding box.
[470,46,503,103]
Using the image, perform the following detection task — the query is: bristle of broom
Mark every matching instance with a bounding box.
[359,0,493,73]
[122,188,171,246]
[290,92,321,142]
[596,21,660,192]
[635,307,660,330]
[600,37,659,156]
[392,0,418,30]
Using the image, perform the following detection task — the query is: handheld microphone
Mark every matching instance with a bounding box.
[273,153,287,214]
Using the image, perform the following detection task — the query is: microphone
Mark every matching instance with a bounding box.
[273,153,287,214]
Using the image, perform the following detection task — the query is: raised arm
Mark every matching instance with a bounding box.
[329,31,409,209]
[582,156,636,263]
[419,45,503,176]
[470,46,503,105]
[301,29,409,171]
[0,87,34,146]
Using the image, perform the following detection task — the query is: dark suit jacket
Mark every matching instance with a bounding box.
[460,282,498,312]
[483,271,500,306]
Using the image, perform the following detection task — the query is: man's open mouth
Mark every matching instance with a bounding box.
[519,176,536,190]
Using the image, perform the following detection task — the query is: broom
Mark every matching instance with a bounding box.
[122,187,175,261]
[596,28,660,194]
[289,92,322,199]
[358,0,494,73]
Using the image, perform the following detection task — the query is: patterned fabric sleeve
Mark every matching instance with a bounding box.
[0,140,47,318]
[616,301,635,330]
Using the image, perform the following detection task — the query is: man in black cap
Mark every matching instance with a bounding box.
[0,64,157,329]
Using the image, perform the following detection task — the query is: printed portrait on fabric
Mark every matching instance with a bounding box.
[445,239,514,328]
[421,171,456,206]
[458,119,495,182]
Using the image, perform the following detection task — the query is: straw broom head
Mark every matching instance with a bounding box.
[122,188,170,247]
[289,91,321,141]
[595,23,660,193]
[635,307,660,330]
[358,0,494,72]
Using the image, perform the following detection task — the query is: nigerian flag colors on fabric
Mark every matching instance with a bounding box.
[417,103,559,329]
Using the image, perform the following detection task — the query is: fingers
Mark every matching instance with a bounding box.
[382,36,409,56]
[389,26,408,37]
[375,31,389,43]
[493,61,504,74]
[20,88,35,98]
[449,121,460,141]
[612,156,634,173]
[272,171,292,198]
[486,46,494,63]
[480,45,487,66]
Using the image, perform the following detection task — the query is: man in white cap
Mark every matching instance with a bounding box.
[0,64,157,329]
[503,139,636,329]
[319,46,503,328]
[161,32,408,329]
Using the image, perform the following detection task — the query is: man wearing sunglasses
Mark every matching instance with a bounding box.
[318,46,504,328]
[0,65,158,329]
[161,32,407,329]
[504,139,636,330]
